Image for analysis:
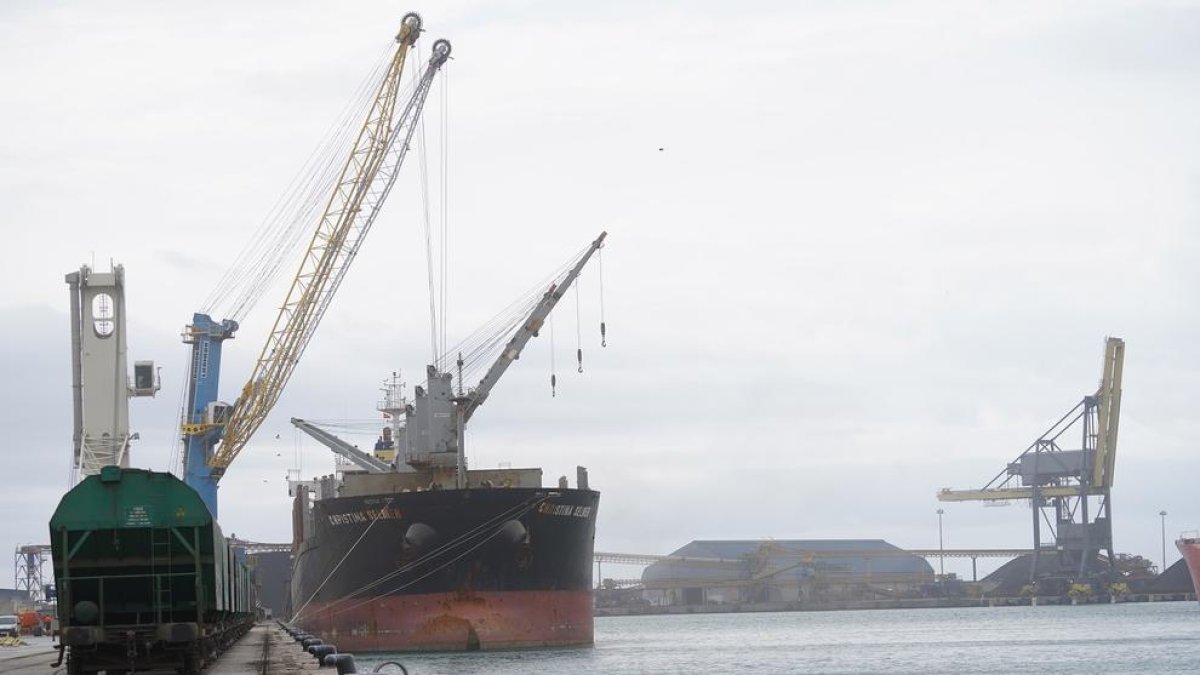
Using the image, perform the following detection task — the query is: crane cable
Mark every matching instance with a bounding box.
[289,495,397,622]
[415,40,441,371]
[320,495,552,619]
[439,67,450,365]
[217,43,396,319]
[199,40,404,323]
[293,493,548,620]
[168,353,194,477]
[575,279,583,373]
[598,246,607,347]
[549,313,557,397]
[433,249,583,386]
[388,240,595,399]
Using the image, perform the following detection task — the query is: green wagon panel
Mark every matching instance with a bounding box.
[50,467,213,531]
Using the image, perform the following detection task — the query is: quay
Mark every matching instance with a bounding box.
[0,636,58,675]
[207,622,323,674]
[0,624,334,674]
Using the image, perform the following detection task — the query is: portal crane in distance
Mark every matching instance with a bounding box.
[181,14,452,517]
[937,337,1125,582]
[14,545,52,604]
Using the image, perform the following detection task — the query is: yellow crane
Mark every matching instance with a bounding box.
[937,337,1125,581]
[181,13,452,517]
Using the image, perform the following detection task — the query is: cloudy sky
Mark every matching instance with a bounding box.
[1,0,1197,587]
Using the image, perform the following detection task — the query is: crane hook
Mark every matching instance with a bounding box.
[577,348,584,374]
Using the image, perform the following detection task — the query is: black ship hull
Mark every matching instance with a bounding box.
[290,486,599,651]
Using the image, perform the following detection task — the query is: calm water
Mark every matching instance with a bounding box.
[354,601,1200,674]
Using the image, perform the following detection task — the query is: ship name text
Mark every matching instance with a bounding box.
[538,503,592,518]
[327,506,403,527]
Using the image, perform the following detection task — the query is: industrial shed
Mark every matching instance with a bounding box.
[642,539,936,606]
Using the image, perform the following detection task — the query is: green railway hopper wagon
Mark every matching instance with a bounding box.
[50,467,257,675]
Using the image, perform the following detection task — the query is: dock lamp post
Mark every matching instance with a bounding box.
[937,508,945,578]
[1160,510,1168,573]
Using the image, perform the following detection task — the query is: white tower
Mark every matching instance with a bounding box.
[66,264,157,481]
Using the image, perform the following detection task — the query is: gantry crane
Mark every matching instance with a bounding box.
[181,14,451,517]
[937,337,1125,582]
[14,544,53,604]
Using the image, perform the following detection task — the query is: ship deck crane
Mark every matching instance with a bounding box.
[937,337,1125,582]
[181,14,452,517]
[461,232,607,424]
[420,232,606,488]
[291,417,392,474]
[290,233,608,489]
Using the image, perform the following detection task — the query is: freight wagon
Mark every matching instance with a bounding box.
[50,467,257,674]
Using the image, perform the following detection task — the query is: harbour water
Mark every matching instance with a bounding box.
[356,601,1200,674]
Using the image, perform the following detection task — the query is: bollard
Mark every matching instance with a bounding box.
[302,637,323,649]
[335,653,360,674]
[324,653,339,668]
[310,644,337,662]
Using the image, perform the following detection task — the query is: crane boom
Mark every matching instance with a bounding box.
[1092,337,1124,488]
[290,418,392,473]
[212,36,452,473]
[461,231,607,423]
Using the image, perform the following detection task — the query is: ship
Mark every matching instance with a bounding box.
[1177,534,1200,601]
[287,232,606,651]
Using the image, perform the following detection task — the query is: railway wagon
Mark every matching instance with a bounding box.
[50,466,256,674]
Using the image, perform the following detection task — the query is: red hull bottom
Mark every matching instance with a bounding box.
[300,590,594,652]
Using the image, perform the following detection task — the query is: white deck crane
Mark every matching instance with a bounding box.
[290,417,393,474]
[290,232,608,489]
[181,14,451,517]
[461,232,608,423]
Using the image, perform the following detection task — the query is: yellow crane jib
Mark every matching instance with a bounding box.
[201,15,451,474]
[180,13,451,506]
[210,28,453,472]
[1091,337,1124,489]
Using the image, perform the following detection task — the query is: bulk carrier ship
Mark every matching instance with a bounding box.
[288,233,606,651]
[1177,535,1200,601]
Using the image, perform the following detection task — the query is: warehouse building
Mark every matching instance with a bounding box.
[642,539,935,606]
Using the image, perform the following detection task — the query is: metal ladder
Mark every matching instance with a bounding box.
[150,528,174,623]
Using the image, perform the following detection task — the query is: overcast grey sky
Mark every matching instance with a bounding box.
[1,0,1197,586]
